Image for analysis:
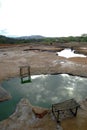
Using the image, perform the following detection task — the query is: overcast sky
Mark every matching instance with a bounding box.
[0,0,87,37]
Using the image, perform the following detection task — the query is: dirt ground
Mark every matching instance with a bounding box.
[0,43,87,130]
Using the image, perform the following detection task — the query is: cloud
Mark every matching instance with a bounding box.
[0,0,5,8]
[0,0,2,8]
[0,0,87,37]
[0,29,8,35]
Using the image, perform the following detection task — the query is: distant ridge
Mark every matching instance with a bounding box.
[17,35,45,39]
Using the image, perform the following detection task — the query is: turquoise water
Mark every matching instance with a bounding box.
[0,74,87,121]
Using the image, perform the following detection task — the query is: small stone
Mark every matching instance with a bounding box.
[56,125,63,130]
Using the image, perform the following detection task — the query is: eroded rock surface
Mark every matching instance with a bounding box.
[0,85,11,101]
[62,99,87,130]
[0,98,87,130]
[0,98,59,130]
[0,44,87,81]
[0,44,87,130]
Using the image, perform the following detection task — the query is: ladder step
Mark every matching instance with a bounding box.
[20,66,31,84]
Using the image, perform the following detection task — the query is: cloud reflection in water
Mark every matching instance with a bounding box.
[1,74,87,108]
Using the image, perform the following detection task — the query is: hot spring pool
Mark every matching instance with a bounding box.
[0,74,87,121]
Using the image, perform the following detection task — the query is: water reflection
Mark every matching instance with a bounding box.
[57,48,86,58]
[0,74,87,120]
[1,74,87,106]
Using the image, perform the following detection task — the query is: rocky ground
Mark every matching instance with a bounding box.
[0,44,87,82]
[0,43,87,130]
[62,99,87,130]
[0,98,59,130]
[0,98,87,130]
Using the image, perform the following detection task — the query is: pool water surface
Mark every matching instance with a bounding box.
[0,74,87,121]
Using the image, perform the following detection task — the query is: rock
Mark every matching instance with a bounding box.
[62,99,87,130]
[0,85,11,102]
[57,125,63,130]
[32,106,49,118]
[0,98,58,130]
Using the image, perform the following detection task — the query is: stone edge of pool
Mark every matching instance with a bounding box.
[0,86,11,102]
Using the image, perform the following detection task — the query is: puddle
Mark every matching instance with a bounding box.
[57,48,86,58]
[0,74,87,121]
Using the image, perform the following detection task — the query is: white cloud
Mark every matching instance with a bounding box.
[0,0,87,37]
